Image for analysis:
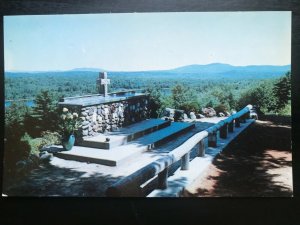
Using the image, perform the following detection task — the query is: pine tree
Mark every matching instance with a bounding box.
[273,71,291,111]
[146,85,163,118]
[27,90,59,136]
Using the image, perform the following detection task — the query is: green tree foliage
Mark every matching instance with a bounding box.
[171,84,201,113]
[273,71,291,111]
[145,85,163,118]
[172,84,188,109]
[4,103,32,176]
[214,104,229,114]
[236,72,291,115]
[237,81,276,114]
[25,90,61,137]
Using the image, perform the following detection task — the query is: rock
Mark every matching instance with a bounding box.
[88,126,92,131]
[190,112,197,120]
[202,107,216,117]
[196,113,205,119]
[40,152,53,162]
[225,111,231,116]
[92,113,97,122]
[82,124,89,130]
[218,112,225,117]
[104,108,109,114]
[183,113,188,120]
[88,109,94,116]
[81,112,88,117]
[82,130,88,136]
[111,112,117,118]
[164,108,175,117]
[80,117,86,121]
[174,109,185,121]
[39,151,47,157]
[82,121,89,126]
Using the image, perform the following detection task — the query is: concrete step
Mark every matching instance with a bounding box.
[54,122,195,167]
[132,122,195,150]
[80,119,171,149]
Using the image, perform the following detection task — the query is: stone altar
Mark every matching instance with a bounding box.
[59,72,150,137]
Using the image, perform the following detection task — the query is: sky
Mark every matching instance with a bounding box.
[4,11,291,72]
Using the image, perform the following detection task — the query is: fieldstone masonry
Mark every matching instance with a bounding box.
[79,98,149,137]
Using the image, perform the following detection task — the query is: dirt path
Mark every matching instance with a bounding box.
[183,116,293,197]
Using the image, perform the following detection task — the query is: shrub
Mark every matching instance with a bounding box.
[214,104,229,114]
[41,131,61,145]
[179,101,201,114]
[3,132,32,177]
[146,86,163,118]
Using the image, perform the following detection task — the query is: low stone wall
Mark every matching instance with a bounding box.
[60,95,150,137]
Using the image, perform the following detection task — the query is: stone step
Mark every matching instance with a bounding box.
[80,119,171,149]
[54,122,195,166]
[132,122,195,150]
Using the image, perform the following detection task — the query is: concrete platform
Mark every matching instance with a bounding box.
[80,119,171,149]
[55,121,195,166]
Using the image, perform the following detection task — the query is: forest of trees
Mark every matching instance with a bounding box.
[3,71,291,185]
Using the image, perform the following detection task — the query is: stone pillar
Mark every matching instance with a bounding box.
[220,123,228,139]
[181,152,190,170]
[208,132,217,147]
[158,167,169,189]
[246,111,250,119]
[235,117,240,127]
[228,121,234,133]
[240,114,246,123]
[198,140,205,157]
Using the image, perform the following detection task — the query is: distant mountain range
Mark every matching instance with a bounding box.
[70,68,106,72]
[6,63,290,80]
[69,63,291,79]
[168,63,290,75]
[69,63,290,75]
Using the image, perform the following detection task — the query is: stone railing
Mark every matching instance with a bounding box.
[106,104,253,197]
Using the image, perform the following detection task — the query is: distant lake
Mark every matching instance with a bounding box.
[5,100,35,108]
[4,88,170,108]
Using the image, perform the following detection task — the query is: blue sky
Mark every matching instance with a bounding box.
[4,12,291,72]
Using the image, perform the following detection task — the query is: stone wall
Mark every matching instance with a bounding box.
[71,96,149,137]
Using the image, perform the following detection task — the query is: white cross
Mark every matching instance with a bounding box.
[97,72,110,97]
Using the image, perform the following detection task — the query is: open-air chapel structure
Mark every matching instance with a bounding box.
[47,72,255,197]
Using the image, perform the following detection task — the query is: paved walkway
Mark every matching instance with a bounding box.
[3,117,225,197]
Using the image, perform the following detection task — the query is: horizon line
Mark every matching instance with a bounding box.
[5,62,291,73]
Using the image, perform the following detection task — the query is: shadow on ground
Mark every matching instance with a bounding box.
[183,115,292,197]
[3,163,122,197]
